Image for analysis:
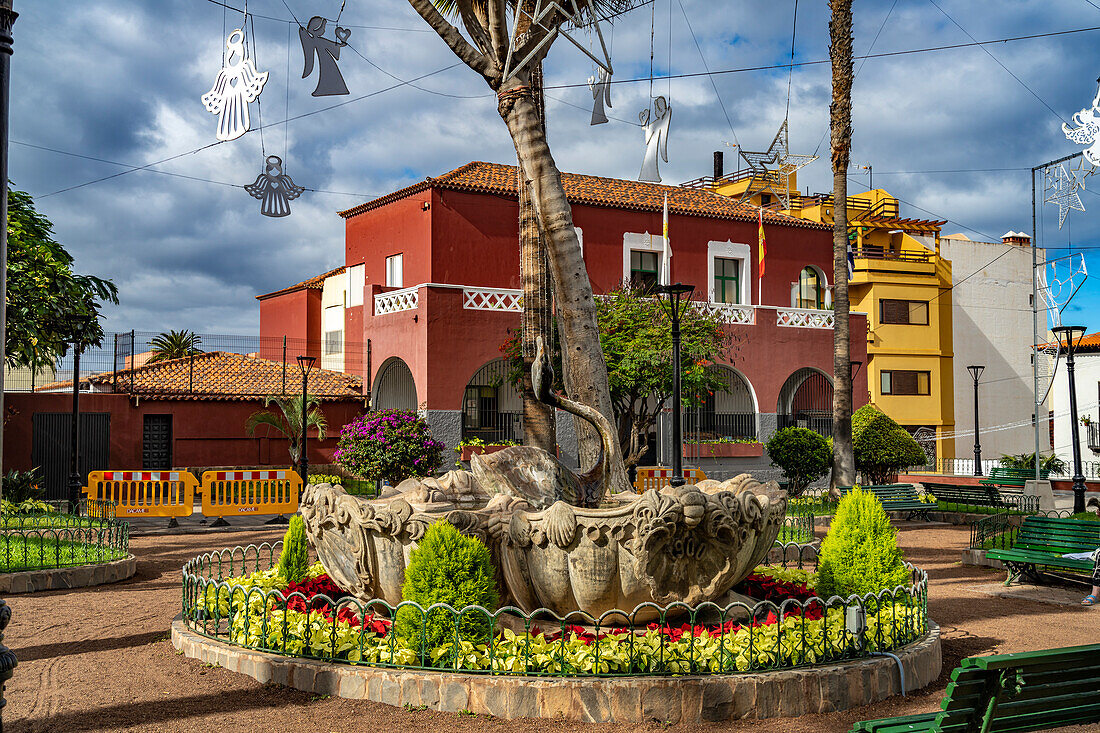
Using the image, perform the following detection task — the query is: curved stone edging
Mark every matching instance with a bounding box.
[0,554,136,593]
[171,619,941,722]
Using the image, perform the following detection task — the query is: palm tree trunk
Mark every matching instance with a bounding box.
[829,0,856,487]
[498,86,630,493]
[519,64,557,454]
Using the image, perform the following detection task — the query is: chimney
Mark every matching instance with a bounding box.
[1001,231,1032,246]
[713,151,724,181]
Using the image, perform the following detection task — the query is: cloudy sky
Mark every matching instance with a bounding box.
[10,0,1100,336]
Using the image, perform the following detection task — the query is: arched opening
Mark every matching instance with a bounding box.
[462,359,522,443]
[372,357,417,411]
[685,365,757,440]
[796,266,826,309]
[777,367,834,437]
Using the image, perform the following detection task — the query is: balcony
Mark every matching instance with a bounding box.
[852,245,931,263]
[1089,422,1100,453]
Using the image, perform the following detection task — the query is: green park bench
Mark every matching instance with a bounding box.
[850,643,1100,733]
[979,466,1048,490]
[920,482,1038,514]
[838,484,929,520]
[984,515,1100,586]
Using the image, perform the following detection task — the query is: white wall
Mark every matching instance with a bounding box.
[1050,350,1100,475]
[321,270,347,372]
[942,235,1044,459]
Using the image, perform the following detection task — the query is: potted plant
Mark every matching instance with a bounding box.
[457,438,519,461]
[683,437,764,458]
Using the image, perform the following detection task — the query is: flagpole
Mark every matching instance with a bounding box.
[663,193,670,285]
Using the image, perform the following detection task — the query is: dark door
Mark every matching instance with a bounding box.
[142,415,173,469]
[30,412,111,501]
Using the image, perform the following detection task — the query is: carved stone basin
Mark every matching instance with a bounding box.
[299,473,786,620]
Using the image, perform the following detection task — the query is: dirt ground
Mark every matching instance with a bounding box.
[4,523,1100,733]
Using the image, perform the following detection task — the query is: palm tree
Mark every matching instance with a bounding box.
[245,395,328,465]
[147,330,202,363]
[408,0,633,492]
[829,0,856,487]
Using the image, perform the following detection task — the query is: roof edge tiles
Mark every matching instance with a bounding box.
[337,161,828,230]
[256,265,347,301]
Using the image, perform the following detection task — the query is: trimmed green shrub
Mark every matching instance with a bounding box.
[276,515,310,583]
[764,427,832,496]
[852,405,927,485]
[395,521,499,659]
[816,488,910,598]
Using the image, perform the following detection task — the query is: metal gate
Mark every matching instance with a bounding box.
[30,413,111,501]
[142,414,173,469]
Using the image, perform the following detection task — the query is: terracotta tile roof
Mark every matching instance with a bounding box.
[36,351,363,401]
[1039,331,1100,354]
[256,265,346,301]
[338,161,827,229]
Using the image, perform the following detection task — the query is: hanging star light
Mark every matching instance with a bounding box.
[736,120,816,209]
[1044,163,1085,229]
[501,0,613,86]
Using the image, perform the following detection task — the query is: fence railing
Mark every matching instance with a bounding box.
[463,411,523,445]
[181,541,928,677]
[777,414,833,438]
[917,458,1098,479]
[684,412,757,441]
[0,504,128,573]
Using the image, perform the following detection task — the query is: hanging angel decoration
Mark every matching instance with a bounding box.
[244,155,305,217]
[1063,76,1100,168]
[300,16,351,96]
[638,96,672,182]
[202,29,269,142]
[588,68,612,125]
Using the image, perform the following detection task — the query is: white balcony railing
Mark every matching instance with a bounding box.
[463,287,523,312]
[695,302,756,325]
[776,307,834,329]
[374,286,419,315]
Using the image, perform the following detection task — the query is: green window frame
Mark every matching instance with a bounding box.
[714,257,740,304]
[797,267,824,309]
[630,250,660,291]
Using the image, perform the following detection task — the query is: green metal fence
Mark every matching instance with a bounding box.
[180,542,929,677]
[0,499,127,572]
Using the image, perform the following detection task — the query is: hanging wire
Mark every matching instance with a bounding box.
[785,0,798,123]
[285,20,292,161]
[221,0,228,65]
[334,0,347,25]
[246,11,266,157]
[666,0,672,98]
[677,0,738,146]
[649,0,655,100]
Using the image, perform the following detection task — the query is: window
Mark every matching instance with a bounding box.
[630,250,659,290]
[385,254,403,287]
[880,299,928,325]
[880,370,931,396]
[324,329,343,355]
[713,257,740,304]
[797,267,824,309]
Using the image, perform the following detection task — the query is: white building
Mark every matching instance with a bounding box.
[1050,333,1100,477]
[940,231,1046,462]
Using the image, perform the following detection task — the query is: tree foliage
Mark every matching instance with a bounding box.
[502,287,735,467]
[245,394,328,464]
[816,488,911,599]
[147,330,203,363]
[851,405,926,484]
[765,427,832,496]
[6,187,118,367]
[998,452,1067,476]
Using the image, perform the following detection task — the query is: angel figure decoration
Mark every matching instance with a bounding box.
[588,68,612,125]
[244,155,305,217]
[638,96,672,182]
[202,29,269,142]
[300,16,351,96]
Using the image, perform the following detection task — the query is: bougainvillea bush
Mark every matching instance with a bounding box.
[334,410,444,485]
[193,560,923,675]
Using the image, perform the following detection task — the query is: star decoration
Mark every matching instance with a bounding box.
[735,120,816,209]
[502,0,613,85]
[1044,163,1086,229]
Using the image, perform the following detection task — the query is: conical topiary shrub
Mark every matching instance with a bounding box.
[815,488,911,599]
[276,515,310,583]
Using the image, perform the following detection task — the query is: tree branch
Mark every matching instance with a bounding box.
[406,0,494,80]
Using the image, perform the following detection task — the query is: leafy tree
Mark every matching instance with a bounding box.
[147,330,203,363]
[5,187,118,367]
[502,287,735,468]
[851,405,926,484]
[245,395,328,465]
[765,427,832,496]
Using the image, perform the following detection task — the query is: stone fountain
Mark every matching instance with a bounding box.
[300,339,787,619]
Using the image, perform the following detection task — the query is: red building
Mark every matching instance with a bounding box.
[258,161,868,475]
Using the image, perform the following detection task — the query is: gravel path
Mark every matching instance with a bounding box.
[4,523,1099,732]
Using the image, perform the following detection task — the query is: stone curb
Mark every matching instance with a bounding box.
[0,554,137,593]
[171,619,941,722]
[960,548,1005,570]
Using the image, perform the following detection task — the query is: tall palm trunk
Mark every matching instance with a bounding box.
[829,0,856,487]
[519,64,557,453]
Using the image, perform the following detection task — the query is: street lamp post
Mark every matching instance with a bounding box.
[967,365,985,476]
[1052,326,1088,513]
[657,283,695,487]
[68,327,85,510]
[296,355,317,483]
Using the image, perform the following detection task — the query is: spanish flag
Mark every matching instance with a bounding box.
[757,209,767,304]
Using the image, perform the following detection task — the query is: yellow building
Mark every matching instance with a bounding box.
[708,170,956,462]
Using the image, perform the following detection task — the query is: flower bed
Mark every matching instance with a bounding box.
[182,542,928,677]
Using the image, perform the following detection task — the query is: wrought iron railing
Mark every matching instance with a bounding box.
[0,520,128,573]
[181,542,929,677]
[777,413,833,438]
[1089,423,1100,453]
[852,246,931,264]
[684,412,757,441]
[463,411,523,444]
[968,509,1084,552]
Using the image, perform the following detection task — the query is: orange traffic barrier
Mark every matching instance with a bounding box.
[634,466,707,493]
[85,471,197,519]
[200,470,301,523]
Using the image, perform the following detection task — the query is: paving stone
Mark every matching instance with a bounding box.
[538,683,574,718]
[439,681,468,712]
[418,677,440,708]
[575,685,611,722]
[506,683,538,718]
[642,683,682,724]
[701,680,734,721]
[380,676,401,706]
